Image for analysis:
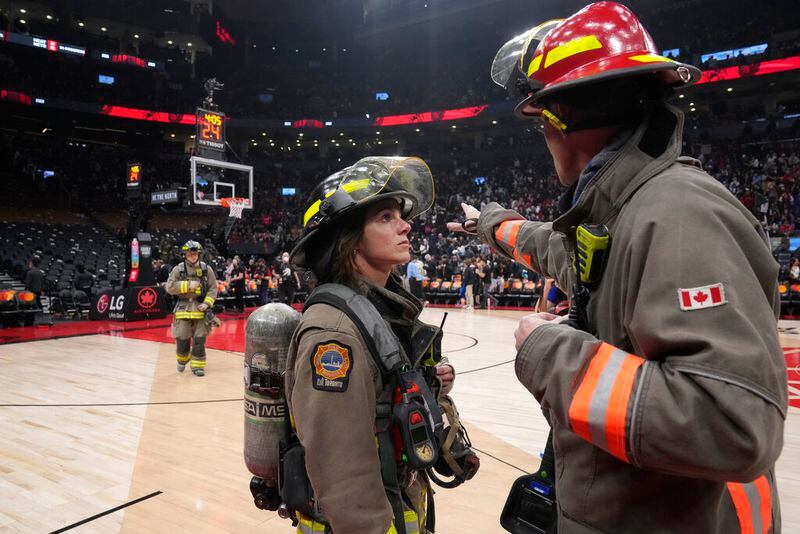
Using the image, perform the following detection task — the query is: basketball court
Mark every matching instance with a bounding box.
[0,309,798,533]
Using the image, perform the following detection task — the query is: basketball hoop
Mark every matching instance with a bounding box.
[221,197,247,219]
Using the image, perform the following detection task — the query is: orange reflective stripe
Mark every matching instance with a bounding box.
[512,248,533,269]
[727,482,754,534]
[604,354,644,461]
[754,476,772,533]
[569,343,615,443]
[495,220,524,248]
[727,475,773,534]
[568,343,644,462]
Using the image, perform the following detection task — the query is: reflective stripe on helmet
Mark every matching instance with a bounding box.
[543,34,603,69]
[302,178,372,227]
[527,54,544,76]
[629,54,675,64]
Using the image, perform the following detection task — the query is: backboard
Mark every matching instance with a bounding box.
[190,156,254,209]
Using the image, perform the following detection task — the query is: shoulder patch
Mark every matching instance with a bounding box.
[678,283,727,311]
[310,341,353,392]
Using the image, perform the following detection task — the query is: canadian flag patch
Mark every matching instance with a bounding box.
[678,283,727,311]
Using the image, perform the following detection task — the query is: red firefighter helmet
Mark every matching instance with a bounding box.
[492,2,701,118]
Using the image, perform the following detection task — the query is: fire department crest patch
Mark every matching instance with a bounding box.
[311,341,353,392]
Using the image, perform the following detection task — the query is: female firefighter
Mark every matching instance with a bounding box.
[284,156,459,534]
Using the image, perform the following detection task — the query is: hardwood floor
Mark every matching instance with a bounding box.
[0,311,797,533]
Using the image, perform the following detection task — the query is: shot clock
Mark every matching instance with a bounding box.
[195,108,226,152]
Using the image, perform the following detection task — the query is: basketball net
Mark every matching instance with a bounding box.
[221,197,247,241]
[221,197,247,219]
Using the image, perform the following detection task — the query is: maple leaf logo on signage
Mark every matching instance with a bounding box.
[137,288,157,308]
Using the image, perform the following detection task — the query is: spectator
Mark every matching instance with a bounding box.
[73,264,94,294]
[252,258,272,305]
[276,251,300,305]
[479,257,498,309]
[406,254,424,300]
[790,258,800,281]
[23,256,44,308]
[153,259,170,285]
[462,259,476,310]
[536,279,568,315]
[230,258,246,312]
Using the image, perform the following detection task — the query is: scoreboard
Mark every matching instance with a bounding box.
[195,108,225,152]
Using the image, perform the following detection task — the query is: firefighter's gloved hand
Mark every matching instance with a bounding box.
[188,280,201,290]
[198,303,209,312]
[514,313,568,351]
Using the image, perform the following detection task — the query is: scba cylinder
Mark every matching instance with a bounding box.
[244,303,301,487]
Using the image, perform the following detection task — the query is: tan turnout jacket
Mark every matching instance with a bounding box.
[165,260,218,336]
[285,276,430,534]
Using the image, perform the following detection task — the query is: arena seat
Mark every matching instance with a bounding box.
[0,289,40,327]
[425,279,442,303]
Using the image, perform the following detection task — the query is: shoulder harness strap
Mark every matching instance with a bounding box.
[303,283,410,534]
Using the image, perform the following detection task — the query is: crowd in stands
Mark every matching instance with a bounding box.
[3,134,800,322]
[2,0,800,320]
[2,0,798,121]
[4,124,800,290]
[700,141,800,237]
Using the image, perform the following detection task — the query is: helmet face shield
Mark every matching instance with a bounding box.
[182,240,202,252]
[303,156,434,229]
[491,20,562,96]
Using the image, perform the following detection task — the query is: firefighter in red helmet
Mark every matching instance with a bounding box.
[451,3,785,532]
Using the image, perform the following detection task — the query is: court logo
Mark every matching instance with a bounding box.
[96,293,110,314]
[137,287,157,309]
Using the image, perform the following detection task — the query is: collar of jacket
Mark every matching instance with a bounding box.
[571,127,634,207]
[552,103,686,235]
[364,273,423,328]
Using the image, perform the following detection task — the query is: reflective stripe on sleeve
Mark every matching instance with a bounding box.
[727,475,772,534]
[203,296,215,306]
[568,342,644,462]
[512,247,533,270]
[495,220,524,248]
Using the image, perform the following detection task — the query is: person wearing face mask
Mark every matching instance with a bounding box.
[448,3,785,532]
[282,157,474,534]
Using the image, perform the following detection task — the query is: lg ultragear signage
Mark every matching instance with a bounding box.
[90,286,168,321]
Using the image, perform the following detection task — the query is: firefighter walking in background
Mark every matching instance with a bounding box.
[166,240,218,377]
[449,2,786,532]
